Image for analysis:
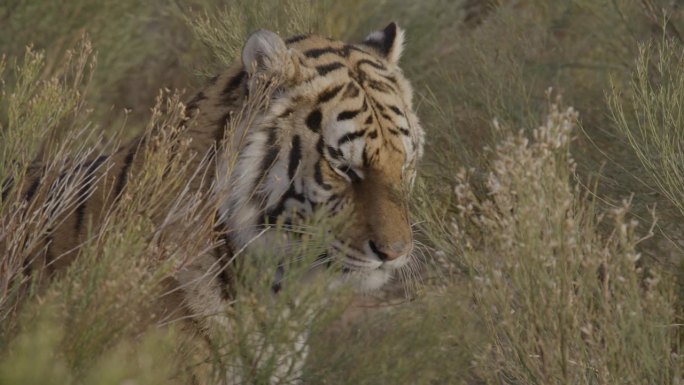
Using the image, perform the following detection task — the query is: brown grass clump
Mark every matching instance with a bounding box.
[451,101,679,384]
[0,40,104,326]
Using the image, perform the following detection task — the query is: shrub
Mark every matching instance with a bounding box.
[452,103,680,384]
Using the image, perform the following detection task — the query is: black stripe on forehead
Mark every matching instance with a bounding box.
[337,109,361,121]
[342,82,360,99]
[337,99,368,121]
[317,84,344,103]
[355,58,386,71]
[367,79,396,93]
[305,47,342,59]
[303,44,370,59]
[316,62,345,76]
[285,34,310,44]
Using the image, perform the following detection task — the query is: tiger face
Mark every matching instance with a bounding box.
[221,23,424,291]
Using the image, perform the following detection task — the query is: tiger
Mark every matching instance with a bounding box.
[5,21,424,382]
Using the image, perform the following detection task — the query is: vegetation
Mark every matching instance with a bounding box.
[1,0,683,384]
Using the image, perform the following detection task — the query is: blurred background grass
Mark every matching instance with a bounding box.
[1,0,683,383]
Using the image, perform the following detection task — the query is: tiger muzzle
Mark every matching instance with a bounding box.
[354,171,413,263]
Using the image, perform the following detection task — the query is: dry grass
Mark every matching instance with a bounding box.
[609,38,684,219]
[0,0,683,384]
[453,102,678,384]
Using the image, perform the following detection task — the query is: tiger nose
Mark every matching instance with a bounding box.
[369,240,410,261]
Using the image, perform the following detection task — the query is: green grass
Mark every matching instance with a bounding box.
[1,0,683,384]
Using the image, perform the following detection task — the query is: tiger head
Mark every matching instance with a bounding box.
[221,23,424,292]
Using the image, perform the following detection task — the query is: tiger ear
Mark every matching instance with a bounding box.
[362,22,405,64]
[242,29,289,75]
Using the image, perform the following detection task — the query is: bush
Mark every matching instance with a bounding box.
[452,103,679,384]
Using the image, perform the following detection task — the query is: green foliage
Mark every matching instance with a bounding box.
[0,1,168,126]
[609,39,684,218]
[452,104,679,384]
[1,0,684,384]
[182,0,335,74]
[0,39,103,329]
[306,288,482,385]
[0,305,181,385]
